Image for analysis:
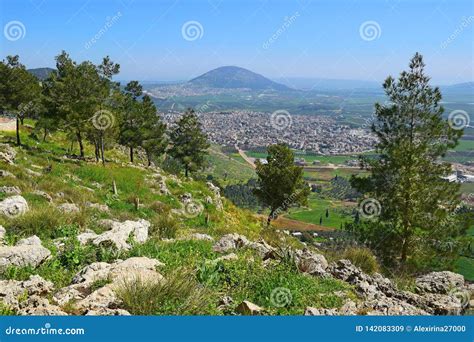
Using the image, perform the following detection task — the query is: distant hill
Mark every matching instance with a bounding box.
[441,82,474,94]
[27,67,55,80]
[188,66,291,91]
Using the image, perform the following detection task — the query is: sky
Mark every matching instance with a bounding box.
[0,0,473,84]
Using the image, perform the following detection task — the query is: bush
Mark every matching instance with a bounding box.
[116,269,218,315]
[150,215,180,239]
[342,247,380,275]
[6,206,64,239]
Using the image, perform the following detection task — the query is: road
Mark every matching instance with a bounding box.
[235,145,256,169]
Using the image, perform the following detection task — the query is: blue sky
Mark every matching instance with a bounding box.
[0,0,473,84]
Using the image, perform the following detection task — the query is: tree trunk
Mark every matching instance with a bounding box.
[42,129,48,142]
[100,135,105,166]
[16,116,21,146]
[267,209,275,227]
[130,146,134,163]
[94,141,99,162]
[76,131,84,158]
[20,117,24,125]
[185,165,189,178]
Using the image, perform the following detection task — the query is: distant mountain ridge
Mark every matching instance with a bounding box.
[28,67,55,80]
[187,66,291,91]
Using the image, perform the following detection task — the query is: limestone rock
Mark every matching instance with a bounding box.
[213,233,250,253]
[236,300,263,315]
[18,296,67,316]
[77,219,150,250]
[0,143,16,164]
[85,202,109,212]
[0,195,29,217]
[32,190,53,202]
[415,271,465,294]
[295,249,328,276]
[57,203,80,213]
[0,170,15,178]
[0,225,5,245]
[0,275,54,311]
[0,186,21,194]
[0,235,51,269]
[85,308,131,316]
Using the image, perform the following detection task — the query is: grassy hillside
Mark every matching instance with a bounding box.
[0,125,360,315]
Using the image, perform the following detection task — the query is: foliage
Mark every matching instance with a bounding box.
[342,247,380,275]
[254,143,310,226]
[116,269,219,315]
[168,108,210,177]
[350,53,466,270]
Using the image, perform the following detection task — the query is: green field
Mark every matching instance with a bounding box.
[286,195,354,229]
[246,150,358,165]
[204,145,255,185]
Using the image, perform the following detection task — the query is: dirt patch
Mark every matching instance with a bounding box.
[0,117,16,131]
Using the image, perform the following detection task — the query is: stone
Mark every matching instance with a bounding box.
[0,195,29,217]
[236,300,263,315]
[415,271,465,294]
[0,170,15,178]
[304,307,338,315]
[57,203,80,213]
[213,253,238,263]
[32,190,53,202]
[248,240,276,260]
[25,168,42,177]
[0,143,16,164]
[0,275,54,311]
[85,202,109,212]
[78,219,150,250]
[295,249,328,276]
[0,225,5,245]
[0,235,51,269]
[213,233,250,253]
[85,308,131,316]
[18,296,67,316]
[55,257,164,313]
[0,186,21,194]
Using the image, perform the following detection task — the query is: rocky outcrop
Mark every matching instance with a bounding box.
[0,235,51,269]
[213,233,250,253]
[85,202,109,212]
[32,190,53,202]
[327,259,468,315]
[0,275,54,312]
[0,186,21,194]
[0,225,5,245]
[18,296,67,316]
[57,203,80,213]
[295,249,328,277]
[236,300,263,315]
[0,195,29,217]
[415,271,465,294]
[53,257,164,313]
[77,219,150,250]
[0,169,15,178]
[207,182,223,210]
[0,143,16,164]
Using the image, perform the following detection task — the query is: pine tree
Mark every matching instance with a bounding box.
[168,108,209,177]
[254,143,310,226]
[0,56,41,145]
[350,53,464,269]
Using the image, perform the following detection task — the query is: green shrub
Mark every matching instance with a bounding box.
[342,247,380,275]
[0,301,16,315]
[6,206,64,239]
[116,269,218,315]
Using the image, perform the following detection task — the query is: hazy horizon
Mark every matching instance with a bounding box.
[1,0,473,84]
